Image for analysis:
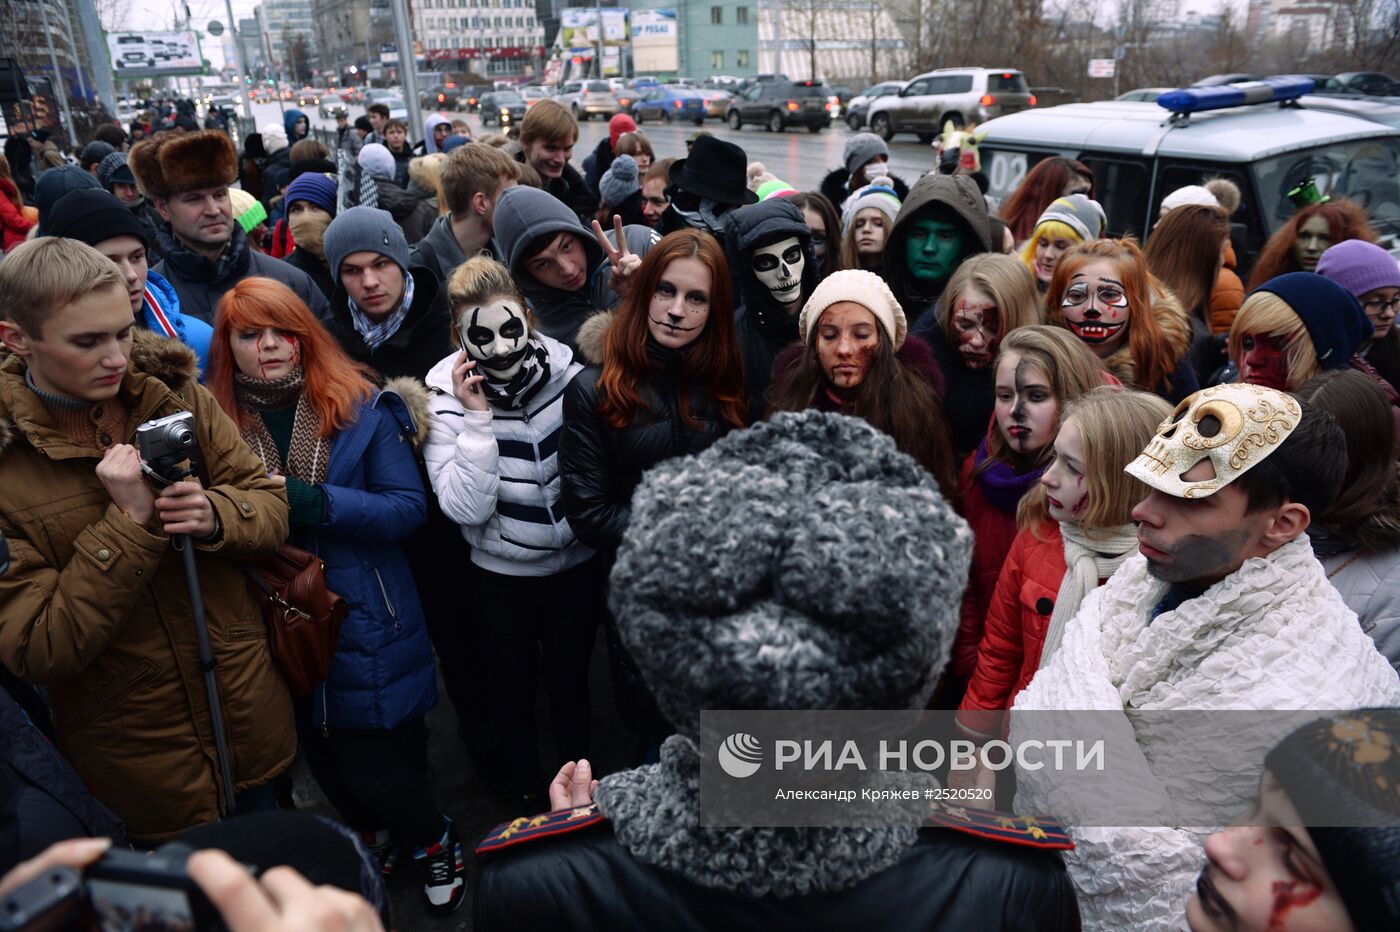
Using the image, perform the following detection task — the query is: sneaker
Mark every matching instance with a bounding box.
[359,828,400,878]
[415,819,467,916]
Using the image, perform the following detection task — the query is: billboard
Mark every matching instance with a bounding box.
[557,9,629,50]
[631,9,677,74]
[107,31,204,77]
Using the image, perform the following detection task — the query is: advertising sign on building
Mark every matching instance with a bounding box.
[107,31,204,77]
[630,9,677,74]
[557,8,629,50]
[1087,58,1116,78]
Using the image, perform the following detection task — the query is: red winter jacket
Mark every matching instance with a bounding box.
[0,179,35,253]
[949,452,1027,683]
[956,522,1068,739]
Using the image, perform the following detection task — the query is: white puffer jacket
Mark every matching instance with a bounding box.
[1011,536,1400,932]
[423,336,593,577]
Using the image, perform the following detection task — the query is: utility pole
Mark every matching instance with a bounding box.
[226,0,255,122]
[258,7,286,115]
[390,0,423,142]
[36,0,76,141]
[594,0,603,79]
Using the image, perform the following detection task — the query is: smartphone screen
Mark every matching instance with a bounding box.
[86,878,196,932]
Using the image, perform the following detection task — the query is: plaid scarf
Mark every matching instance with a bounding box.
[233,369,330,484]
[348,270,415,352]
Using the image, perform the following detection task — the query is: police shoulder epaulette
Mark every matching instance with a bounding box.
[475,803,607,857]
[923,800,1074,850]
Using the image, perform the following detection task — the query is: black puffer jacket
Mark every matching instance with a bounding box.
[152,224,331,324]
[725,198,821,422]
[560,329,735,553]
[375,178,435,245]
[475,821,1080,931]
[284,247,335,300]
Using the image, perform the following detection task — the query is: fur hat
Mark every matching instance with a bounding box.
[128,130,238,199]
[1265,710,1400,928]
[608,409,972,741]
[799,268,908,350]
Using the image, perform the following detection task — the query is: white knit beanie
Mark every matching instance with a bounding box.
[798,269,908,350]
[1160,184,1219,215]
[259,122,288,153]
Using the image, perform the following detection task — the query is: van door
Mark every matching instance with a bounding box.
[1074,154,1152,239]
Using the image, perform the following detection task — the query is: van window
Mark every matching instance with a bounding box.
[586,81,610,92]
[904,79,933,97]
[1253,138,1400,239]
[1076,156,1151,238]
[790,83,828,97]
[989,73,1028,93]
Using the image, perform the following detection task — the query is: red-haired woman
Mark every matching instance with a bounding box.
[998,157,1096,245]
[209,277,466,916]
[1046,238,1199,403]
[1245,198,1377,289]
[0,153,35,253]
[560,229,747,755]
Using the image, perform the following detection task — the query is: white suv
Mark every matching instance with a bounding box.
[868,68,1035,142]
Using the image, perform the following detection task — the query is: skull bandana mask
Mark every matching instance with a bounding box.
[1125,384,1302,499]
[751,236,806,304]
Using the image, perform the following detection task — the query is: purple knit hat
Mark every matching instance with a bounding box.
[1315,240,1400,298]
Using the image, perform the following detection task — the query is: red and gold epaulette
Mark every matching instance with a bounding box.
[475,803,607,857]
[924,801,1074,850]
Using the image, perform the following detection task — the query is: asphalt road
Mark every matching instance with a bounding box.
[247,98,941,193]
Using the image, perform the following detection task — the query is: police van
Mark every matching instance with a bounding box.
[976,78,1400,273]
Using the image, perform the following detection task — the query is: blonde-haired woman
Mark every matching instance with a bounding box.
[953,386,1171,780]
[913,252,1043,456]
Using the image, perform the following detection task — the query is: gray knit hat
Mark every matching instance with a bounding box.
[357,143,396,182]
[608,410,972,740]
[96,150,136,191]
[599,153,640,208]
[844,132,890,177]
[1033,193,1106,242]
[324,205,409,278]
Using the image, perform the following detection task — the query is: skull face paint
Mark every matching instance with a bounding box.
[751,236,806,305]
[951,287,1000,370]
[994,351,1058,457]
[1061,258,1130,357]
[1239,333,1293,391]
[459,299,530,380]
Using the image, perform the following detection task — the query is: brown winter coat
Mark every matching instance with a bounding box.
[0,333,295,841]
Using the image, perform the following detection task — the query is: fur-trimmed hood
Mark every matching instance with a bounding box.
[575,310,614,367]
[382,375,430,454]
[1101,282,1192,391]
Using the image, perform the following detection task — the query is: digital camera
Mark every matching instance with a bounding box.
[135,411,197,469]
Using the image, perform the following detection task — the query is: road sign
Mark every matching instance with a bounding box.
[1088,59,1116,79]
[207,20,224,36]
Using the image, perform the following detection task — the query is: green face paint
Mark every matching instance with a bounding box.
[903,212,965,284]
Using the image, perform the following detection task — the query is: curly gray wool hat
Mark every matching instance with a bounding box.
[608,409,972,738]
[598,153,640,208]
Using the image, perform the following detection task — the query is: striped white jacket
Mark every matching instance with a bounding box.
[423,337,594,577]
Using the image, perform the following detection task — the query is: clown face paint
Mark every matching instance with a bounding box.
[951,287,999,370]
[1240,333,1292,391]
[647,256,712,350]
[904,212,965,284]
[816,302,881,391]
[1293,216,1331,272]
[1061,258,1130,358]
[1041,415,1088,523]
[994,351,1058,457]
[751,237,805,305]
[459,298,530,380]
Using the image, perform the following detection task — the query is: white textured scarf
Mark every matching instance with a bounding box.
[1038,522,1139,667]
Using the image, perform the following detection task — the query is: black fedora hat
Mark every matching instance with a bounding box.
[668,136,758,207]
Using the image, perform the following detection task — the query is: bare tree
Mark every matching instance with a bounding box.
[94,0,132,33]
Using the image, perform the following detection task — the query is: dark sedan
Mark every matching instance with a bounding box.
[479,91,527,127]
[631,86,706,125]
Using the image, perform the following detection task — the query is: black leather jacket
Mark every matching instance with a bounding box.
[475,821,1081,931]
[560,345,735,554]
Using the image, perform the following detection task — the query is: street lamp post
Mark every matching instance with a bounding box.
[226,0,255,122]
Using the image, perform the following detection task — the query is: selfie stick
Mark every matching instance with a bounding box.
[149,446,239,815]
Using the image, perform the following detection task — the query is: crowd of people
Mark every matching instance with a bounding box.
[1,94,1399,931]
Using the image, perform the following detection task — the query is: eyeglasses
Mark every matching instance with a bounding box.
[1362,297,1400,315]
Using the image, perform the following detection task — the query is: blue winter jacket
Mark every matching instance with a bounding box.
[143,270,212,379]
[299,389,438,731]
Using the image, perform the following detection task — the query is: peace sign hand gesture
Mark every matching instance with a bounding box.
[592,214,642,299]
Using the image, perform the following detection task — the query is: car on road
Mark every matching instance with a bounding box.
[868,68,1035,142]
[631,86,706,125]
[421,83,460,110]
[294,87,322,108]
[479,90,527,127]
[727,79,832,133]
[697,87,733,120]
[319,98,348,118]
[844,80,906,130]
[1321,72,1400,97]
[521,85,552,108]
[1116,87,1171,102]
[460,85,490,112]
[381,97,409,121]
[560,80,620,120]
[1192,73,1265,87]
[976,80,1400,275]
